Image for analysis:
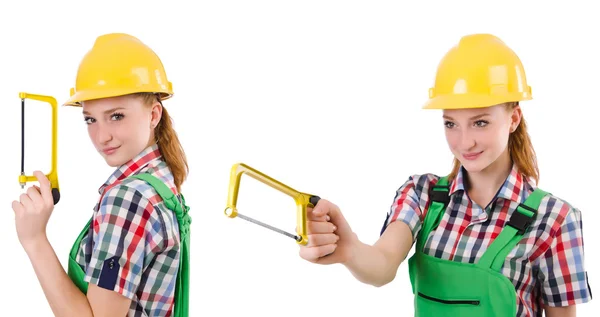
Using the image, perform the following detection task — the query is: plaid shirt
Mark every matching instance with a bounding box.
[381,164,592,316]
[74,144,181,317]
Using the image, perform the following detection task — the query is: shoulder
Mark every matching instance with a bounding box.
[533,188,583,239]
[99,167,176,219]
[394,172,443,197]
[389,173,445,212]
[97,180,157,226]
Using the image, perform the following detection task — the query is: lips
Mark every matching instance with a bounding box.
[463,151,483,160]
[102,146,120,155]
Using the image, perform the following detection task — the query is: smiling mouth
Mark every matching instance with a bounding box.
[463,151,483,160]
[102,146,120,155]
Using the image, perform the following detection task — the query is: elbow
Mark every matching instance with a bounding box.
[371,279,393,288]
[371,253,401,287]
[368,272,397,288]
[378,273,397,287]
[371,281,388,288]
[351,271,395,288]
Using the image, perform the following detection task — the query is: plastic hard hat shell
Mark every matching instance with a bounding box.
[423,34,532,110]
[63,33,173,107]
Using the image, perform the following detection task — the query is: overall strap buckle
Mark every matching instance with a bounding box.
[429,184,450,206]
[507,204,536,235]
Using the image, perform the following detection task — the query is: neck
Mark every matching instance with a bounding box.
[465,148,513,197]
[146,137,158,149]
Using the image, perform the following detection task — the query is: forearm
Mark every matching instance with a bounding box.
[343,239,399,287]
[343,221,412,287]
[24,237,93,317]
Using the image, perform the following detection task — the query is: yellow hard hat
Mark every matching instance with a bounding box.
[63,33,173,107]
[423,34,531,110]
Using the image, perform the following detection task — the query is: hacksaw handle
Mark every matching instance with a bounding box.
[310,195,321,207]
[52,188,60,205]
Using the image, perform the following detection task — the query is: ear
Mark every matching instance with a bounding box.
[150,101,163,129]
[509,103,522,133]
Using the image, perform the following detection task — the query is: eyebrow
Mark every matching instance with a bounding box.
[82,107,125,116]
[443,113,490,120]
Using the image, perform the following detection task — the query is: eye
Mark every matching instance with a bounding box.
[84,116,95,124]
[474,120,489,127]
[111,112,125,121]
[444,120,455,129]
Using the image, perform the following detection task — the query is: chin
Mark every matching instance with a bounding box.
[105,161,121,168]
[102,155,127,168]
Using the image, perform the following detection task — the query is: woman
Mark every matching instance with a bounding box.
[299,34,592,317]
[11,33,191,317]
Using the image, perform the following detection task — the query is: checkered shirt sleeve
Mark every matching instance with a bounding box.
[381,175,436,241]
[84,183,166,299]
[537,206,593,306]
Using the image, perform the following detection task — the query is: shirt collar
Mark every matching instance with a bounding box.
[449,163,534,204]
[98,143,162,194]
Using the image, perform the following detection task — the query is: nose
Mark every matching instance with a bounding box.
[459,130,476,150]
[95,122,113,145]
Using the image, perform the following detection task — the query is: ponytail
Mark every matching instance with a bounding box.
[136,93,189,193]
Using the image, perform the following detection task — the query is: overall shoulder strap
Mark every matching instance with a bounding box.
[129,172,191,317]
[477,188,549,271]
[129,173,192,240]
[130,173,180,211]
[416,176,450,252]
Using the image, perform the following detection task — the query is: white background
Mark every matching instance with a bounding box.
[0,1,598,316]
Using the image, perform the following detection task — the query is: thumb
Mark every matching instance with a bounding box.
[33,170,52,205]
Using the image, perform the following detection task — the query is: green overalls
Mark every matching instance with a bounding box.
[66,173,192,317]
[408,176,548,316]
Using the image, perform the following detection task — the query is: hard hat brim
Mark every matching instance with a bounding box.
[422,92,531,110]
[63,88,173,107]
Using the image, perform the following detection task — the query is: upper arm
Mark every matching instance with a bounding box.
[87,283,131,317]
[85,184,165,312]
[544,305,576,317]
[377,175,433,267]
[375,220,414,269]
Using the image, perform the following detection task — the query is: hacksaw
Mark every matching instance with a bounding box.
[18,92,60,205]
[224,163,321,246]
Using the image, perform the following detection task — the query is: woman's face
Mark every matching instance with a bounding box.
[82,94,162,167]
[443,103,521,174]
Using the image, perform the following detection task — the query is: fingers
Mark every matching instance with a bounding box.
[307,207,330,222]
[306,233,339,247]
[19,193,33,211]
[33,171,53,206]
[299,244,337,262]
[307,220,336,234]
[299,199,347,264]
[297,220,335,234]
[311,199,329,217]
[27,186,44,209]
[12,200,23,215]
[312,199,340,219]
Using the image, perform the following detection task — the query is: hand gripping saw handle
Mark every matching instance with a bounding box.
[224,163,320,246]
[18,92,60,205]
